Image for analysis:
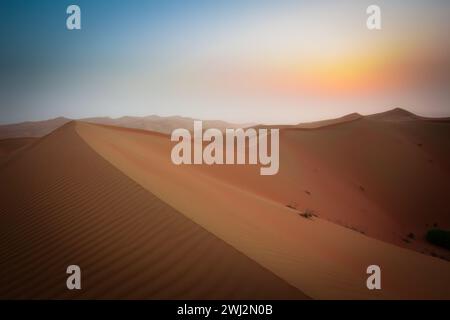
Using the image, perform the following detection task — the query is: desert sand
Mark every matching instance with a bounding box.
[248,108,450,258]
[0,123,306,299]
[1,108,449,299]
[0,137,36,160]
[76,109,450,299]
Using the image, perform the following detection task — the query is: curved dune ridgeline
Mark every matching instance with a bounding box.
[0,122,307,299]
[1,109,450,300]
[76,115,450,300]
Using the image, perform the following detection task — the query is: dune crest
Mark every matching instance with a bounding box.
[76,121,450,299]
[0,122,306,299]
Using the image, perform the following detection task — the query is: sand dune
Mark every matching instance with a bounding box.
[83,115,253,134]
[253,113,362,131]
[232,108,450,259]
[76,119,450,299]
[294,113,363,129]
[0,117,71,139]
[1,108,449,299]
[0,115,252,140]
[366,108,419,122]
[0,122,306,299]
[0,137,36,159]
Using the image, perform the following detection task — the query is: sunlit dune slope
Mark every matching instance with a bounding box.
[101,108,450,259]
[178,108,450,259]
[0,122,307,299]
[77,120,450,299]
[243,109,450,258]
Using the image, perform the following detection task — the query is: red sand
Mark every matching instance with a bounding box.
[1,108,449,299]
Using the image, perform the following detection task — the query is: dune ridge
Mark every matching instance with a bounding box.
[0,115,252,140]
[2,108,449,299]
[76,120,450,299]
[0,122,307,299]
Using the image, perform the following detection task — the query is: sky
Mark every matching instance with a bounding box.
[1,0,449,124]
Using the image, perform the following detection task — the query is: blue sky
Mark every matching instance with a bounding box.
[1,0,449,124]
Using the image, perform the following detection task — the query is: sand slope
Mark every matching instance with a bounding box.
[76,121,450,299]
[0,137,36,159]
[0,122,306,299]
[177,109,450,259]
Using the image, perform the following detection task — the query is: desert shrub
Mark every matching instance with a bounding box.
[299,209,316,219]
[426,229,450,250]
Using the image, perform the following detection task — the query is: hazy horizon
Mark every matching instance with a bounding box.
[1,106,445,127]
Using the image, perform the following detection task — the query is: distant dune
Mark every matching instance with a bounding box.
[0,115,253,139]
[253,113,363,131]
[0,117,71,139]
[83,115,254,134]
[294,112,363,129]
[366,108,420,122]
[1,108,449,299]
[2,109,445,140]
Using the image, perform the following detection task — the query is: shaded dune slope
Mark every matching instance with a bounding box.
[0,137,37,160]
[0,122,307,299]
